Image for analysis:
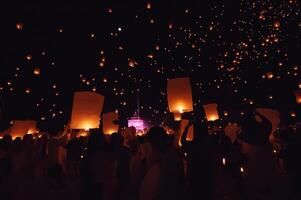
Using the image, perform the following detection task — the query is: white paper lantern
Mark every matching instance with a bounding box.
[167,77,193,114]
[70,91,104,130]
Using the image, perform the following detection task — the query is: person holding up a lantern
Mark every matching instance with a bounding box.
[181,116,214,200]
[238,109,281,200]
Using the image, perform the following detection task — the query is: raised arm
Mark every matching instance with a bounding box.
[255,111,272,137]
[181,121,193,148]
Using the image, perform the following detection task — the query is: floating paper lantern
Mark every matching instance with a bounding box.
[290,112,296,118]
[26,54,32,61]
[167,77,193,114]
[255,108,280,135]
[274,21,280,29]
[203,103,219,121]
[295,90,301,104]
[16,23,23,30]
[33,68,40,75]
[266,72,274,79]
[70,91,104,130]
[222,157,226,166]
[178,119,194,146]
[174,113,182,121]
[146,2,152,10]
[8,120,37,139]
[103,112,119,135]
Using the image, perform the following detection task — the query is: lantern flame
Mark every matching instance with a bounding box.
[222,157,226,166]
[174,113,182,121]
[295,90,301,104]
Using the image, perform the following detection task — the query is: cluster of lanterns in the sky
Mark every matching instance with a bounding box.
[1,0,299,126]
[1,73,300,144]
[167,77,220,122]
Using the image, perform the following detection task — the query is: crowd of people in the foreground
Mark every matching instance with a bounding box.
[1,110,301,200]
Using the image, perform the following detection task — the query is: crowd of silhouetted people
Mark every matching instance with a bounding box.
[1,110,301,200]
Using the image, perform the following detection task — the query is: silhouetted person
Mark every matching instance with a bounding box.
[239,110,272,145]
[111,132,131,200]
[139,126,168,200]
[282,125,301,199]
[0,135,13,200]
[181,120,214,200]
[156,134,185,200]
[239,110,281,200]
[80,129,115,200]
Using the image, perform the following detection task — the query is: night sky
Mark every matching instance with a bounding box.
[0,0,300,131]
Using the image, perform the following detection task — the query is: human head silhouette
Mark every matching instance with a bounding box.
[147,126,168,153]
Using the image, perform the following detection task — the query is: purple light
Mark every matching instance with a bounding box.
[128,117,145,131]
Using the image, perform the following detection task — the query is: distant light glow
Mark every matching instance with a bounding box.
[128,117,145,131]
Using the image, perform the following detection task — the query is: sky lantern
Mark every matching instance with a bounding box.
[6,120,37,139]
[295,90,301,103]
[178,119,194,146]
[203,103,219,121]
[103,112,119,135]
[16,23,23,30]
[255,108,280,135]
[25,88,31,94]
[70,91,104,130]
[290,111,296,118]
[274,21,280,29]
[266,72,274,79]
[128,59,138,68]
[26,54,32,61]
[33,68,40,75]
[174,113,182,121]
[167,77,193,115]
[222,157,226,166]
[146,2,152,10]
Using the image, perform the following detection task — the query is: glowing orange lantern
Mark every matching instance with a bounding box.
[167,77,193,114]
[266,72,274,79]
[146,3,152,10]
[16,23,23,30]
[222,157,226,166]
[174,113,182,121]
[70,91,104,130]
[7,120,37,139]
[295,90,301,104]
[178,119,194,146]
[25,88,31,94]
[203,103,219,121]
[274,21,280,29]
[26,54,32,61]
[33,68,40,75]
[290,112,296,117]
[103,112,119,135]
